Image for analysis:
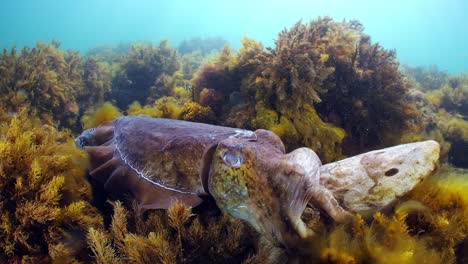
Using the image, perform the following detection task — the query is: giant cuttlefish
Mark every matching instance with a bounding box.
[76,116,440,251]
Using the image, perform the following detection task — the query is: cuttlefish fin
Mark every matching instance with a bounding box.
[92,161,203,214]
[101,163,203,215]
[90,158,121,183]
[124,170,203,215]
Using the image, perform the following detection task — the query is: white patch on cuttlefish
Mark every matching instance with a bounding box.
[229,129,257,140]
[208,134,216,140]
[114,141,197,195]
[75,128,96,149]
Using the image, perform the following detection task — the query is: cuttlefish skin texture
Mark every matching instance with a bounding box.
[208,137,321,248]
[78,116,325,249]
[81,116,258,211]
[76,116,440,250]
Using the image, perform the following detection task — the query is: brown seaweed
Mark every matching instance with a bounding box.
[0,41,111,131]
[0,110,103,262]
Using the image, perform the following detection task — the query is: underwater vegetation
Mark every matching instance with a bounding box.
[127,97,215,123]
[428,73,468,116]
[192,17,416,162]
[81,102,123,130]
[87,200,257,264]
[402,65,449,91]
[80,164,468,264]
[80,58,113,113]
[0,41,112,131]
[403,71,468,168]
[111,40,180,109]
[0,110,103,263]
[86,43,131,64]
[0,14,467,263]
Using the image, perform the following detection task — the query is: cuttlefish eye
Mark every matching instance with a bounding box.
[221,150,243,168]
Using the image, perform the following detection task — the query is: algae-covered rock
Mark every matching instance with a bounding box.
[320,140,440,212]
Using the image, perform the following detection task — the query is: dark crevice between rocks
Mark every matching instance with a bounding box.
[448,140,468,168]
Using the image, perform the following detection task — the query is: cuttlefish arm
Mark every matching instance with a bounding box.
[318,140,440,214]
[283,148,353,225]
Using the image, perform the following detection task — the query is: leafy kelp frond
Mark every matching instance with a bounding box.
[168,200,194,257]
[421,73,467,115]
[256,19,335,110]
[314,212,443,264]
[251,17,417,152]
[81,99,214,132]
[252,103,345,162]
[0,110,103,262]
[80,58,113,108]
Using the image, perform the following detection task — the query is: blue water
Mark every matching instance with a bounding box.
[1,0,467,73]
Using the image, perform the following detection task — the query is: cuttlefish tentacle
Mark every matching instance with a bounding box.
[284,147,353,225]
[308,186,354,223]
[276,147,319,239]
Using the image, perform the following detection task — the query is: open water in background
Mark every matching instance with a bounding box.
[0,0,467,73]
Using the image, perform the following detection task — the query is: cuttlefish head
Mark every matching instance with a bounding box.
[207,129,318,251]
